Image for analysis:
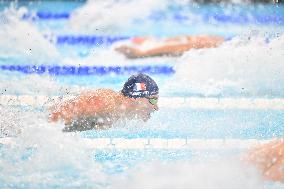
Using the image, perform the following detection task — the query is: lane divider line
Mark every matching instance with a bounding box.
[0,137,270,150]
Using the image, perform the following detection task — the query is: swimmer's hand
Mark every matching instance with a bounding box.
[62,116,112,132]
[48,110,72,125]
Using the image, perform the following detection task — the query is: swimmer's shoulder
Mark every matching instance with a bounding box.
[80,89,122,105]
[80,88,118,97]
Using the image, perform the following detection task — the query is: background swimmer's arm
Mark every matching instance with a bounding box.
[115,44,187,58]
[142,36,224,56]
[141,43,195,57]
[115,36,224,58]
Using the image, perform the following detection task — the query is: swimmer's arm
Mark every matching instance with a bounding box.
[49,94,102,124]
[141,43,195,57]
[62,115,114,132]
[115,44,191,58]
[245,138,284,182]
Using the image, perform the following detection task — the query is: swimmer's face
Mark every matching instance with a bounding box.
[131,95,159,122]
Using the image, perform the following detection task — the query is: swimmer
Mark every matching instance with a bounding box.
[115,35,224,58]
[245,137,284,182]
[49,73,159,132]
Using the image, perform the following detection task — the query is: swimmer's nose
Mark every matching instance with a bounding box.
[153,104,159,111]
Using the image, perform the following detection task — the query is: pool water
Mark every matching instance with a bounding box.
[0,0,284,188]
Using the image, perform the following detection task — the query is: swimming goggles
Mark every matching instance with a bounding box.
[147,97,158,105]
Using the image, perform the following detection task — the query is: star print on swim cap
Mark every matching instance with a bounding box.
[121,73,159,98]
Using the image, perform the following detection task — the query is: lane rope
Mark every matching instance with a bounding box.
[0,65,175,75]
[0,137,269,149]
[22,11,284,25]
[1,95,284,110]
[55,35,130,45]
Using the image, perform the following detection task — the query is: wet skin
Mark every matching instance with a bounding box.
[245,138,284,182]
[49,89,159,131]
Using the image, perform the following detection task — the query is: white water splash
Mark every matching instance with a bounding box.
[0,119,107,188]
[165,34,284,97]
[62,47,177,66]
[108,159,272,189]
[0,106,24,137]
[0,73,81,96]
[68,0,166,34]
[0,6,60,64]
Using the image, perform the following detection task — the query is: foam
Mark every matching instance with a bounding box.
[0,120,107,188]
[165,34,284,97]
[68,0,166,34]
[0,73,77,96]
[108,159,268,189]
[0,6,60,64]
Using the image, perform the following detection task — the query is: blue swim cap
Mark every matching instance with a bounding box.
[121,73,159,98]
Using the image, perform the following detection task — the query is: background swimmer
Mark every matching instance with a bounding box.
[49,73,159,131]
[115,35,224,58]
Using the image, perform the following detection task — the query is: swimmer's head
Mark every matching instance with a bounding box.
[121,73,159,122]
[121,73,159,98]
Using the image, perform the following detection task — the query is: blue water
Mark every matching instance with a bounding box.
[80,109,284,139]
[0,1,284,188]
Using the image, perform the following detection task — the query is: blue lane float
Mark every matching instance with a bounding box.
[56,35,130,46]
[22,11,284,25]
[22,12,70,20]
[0,65,175,75]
